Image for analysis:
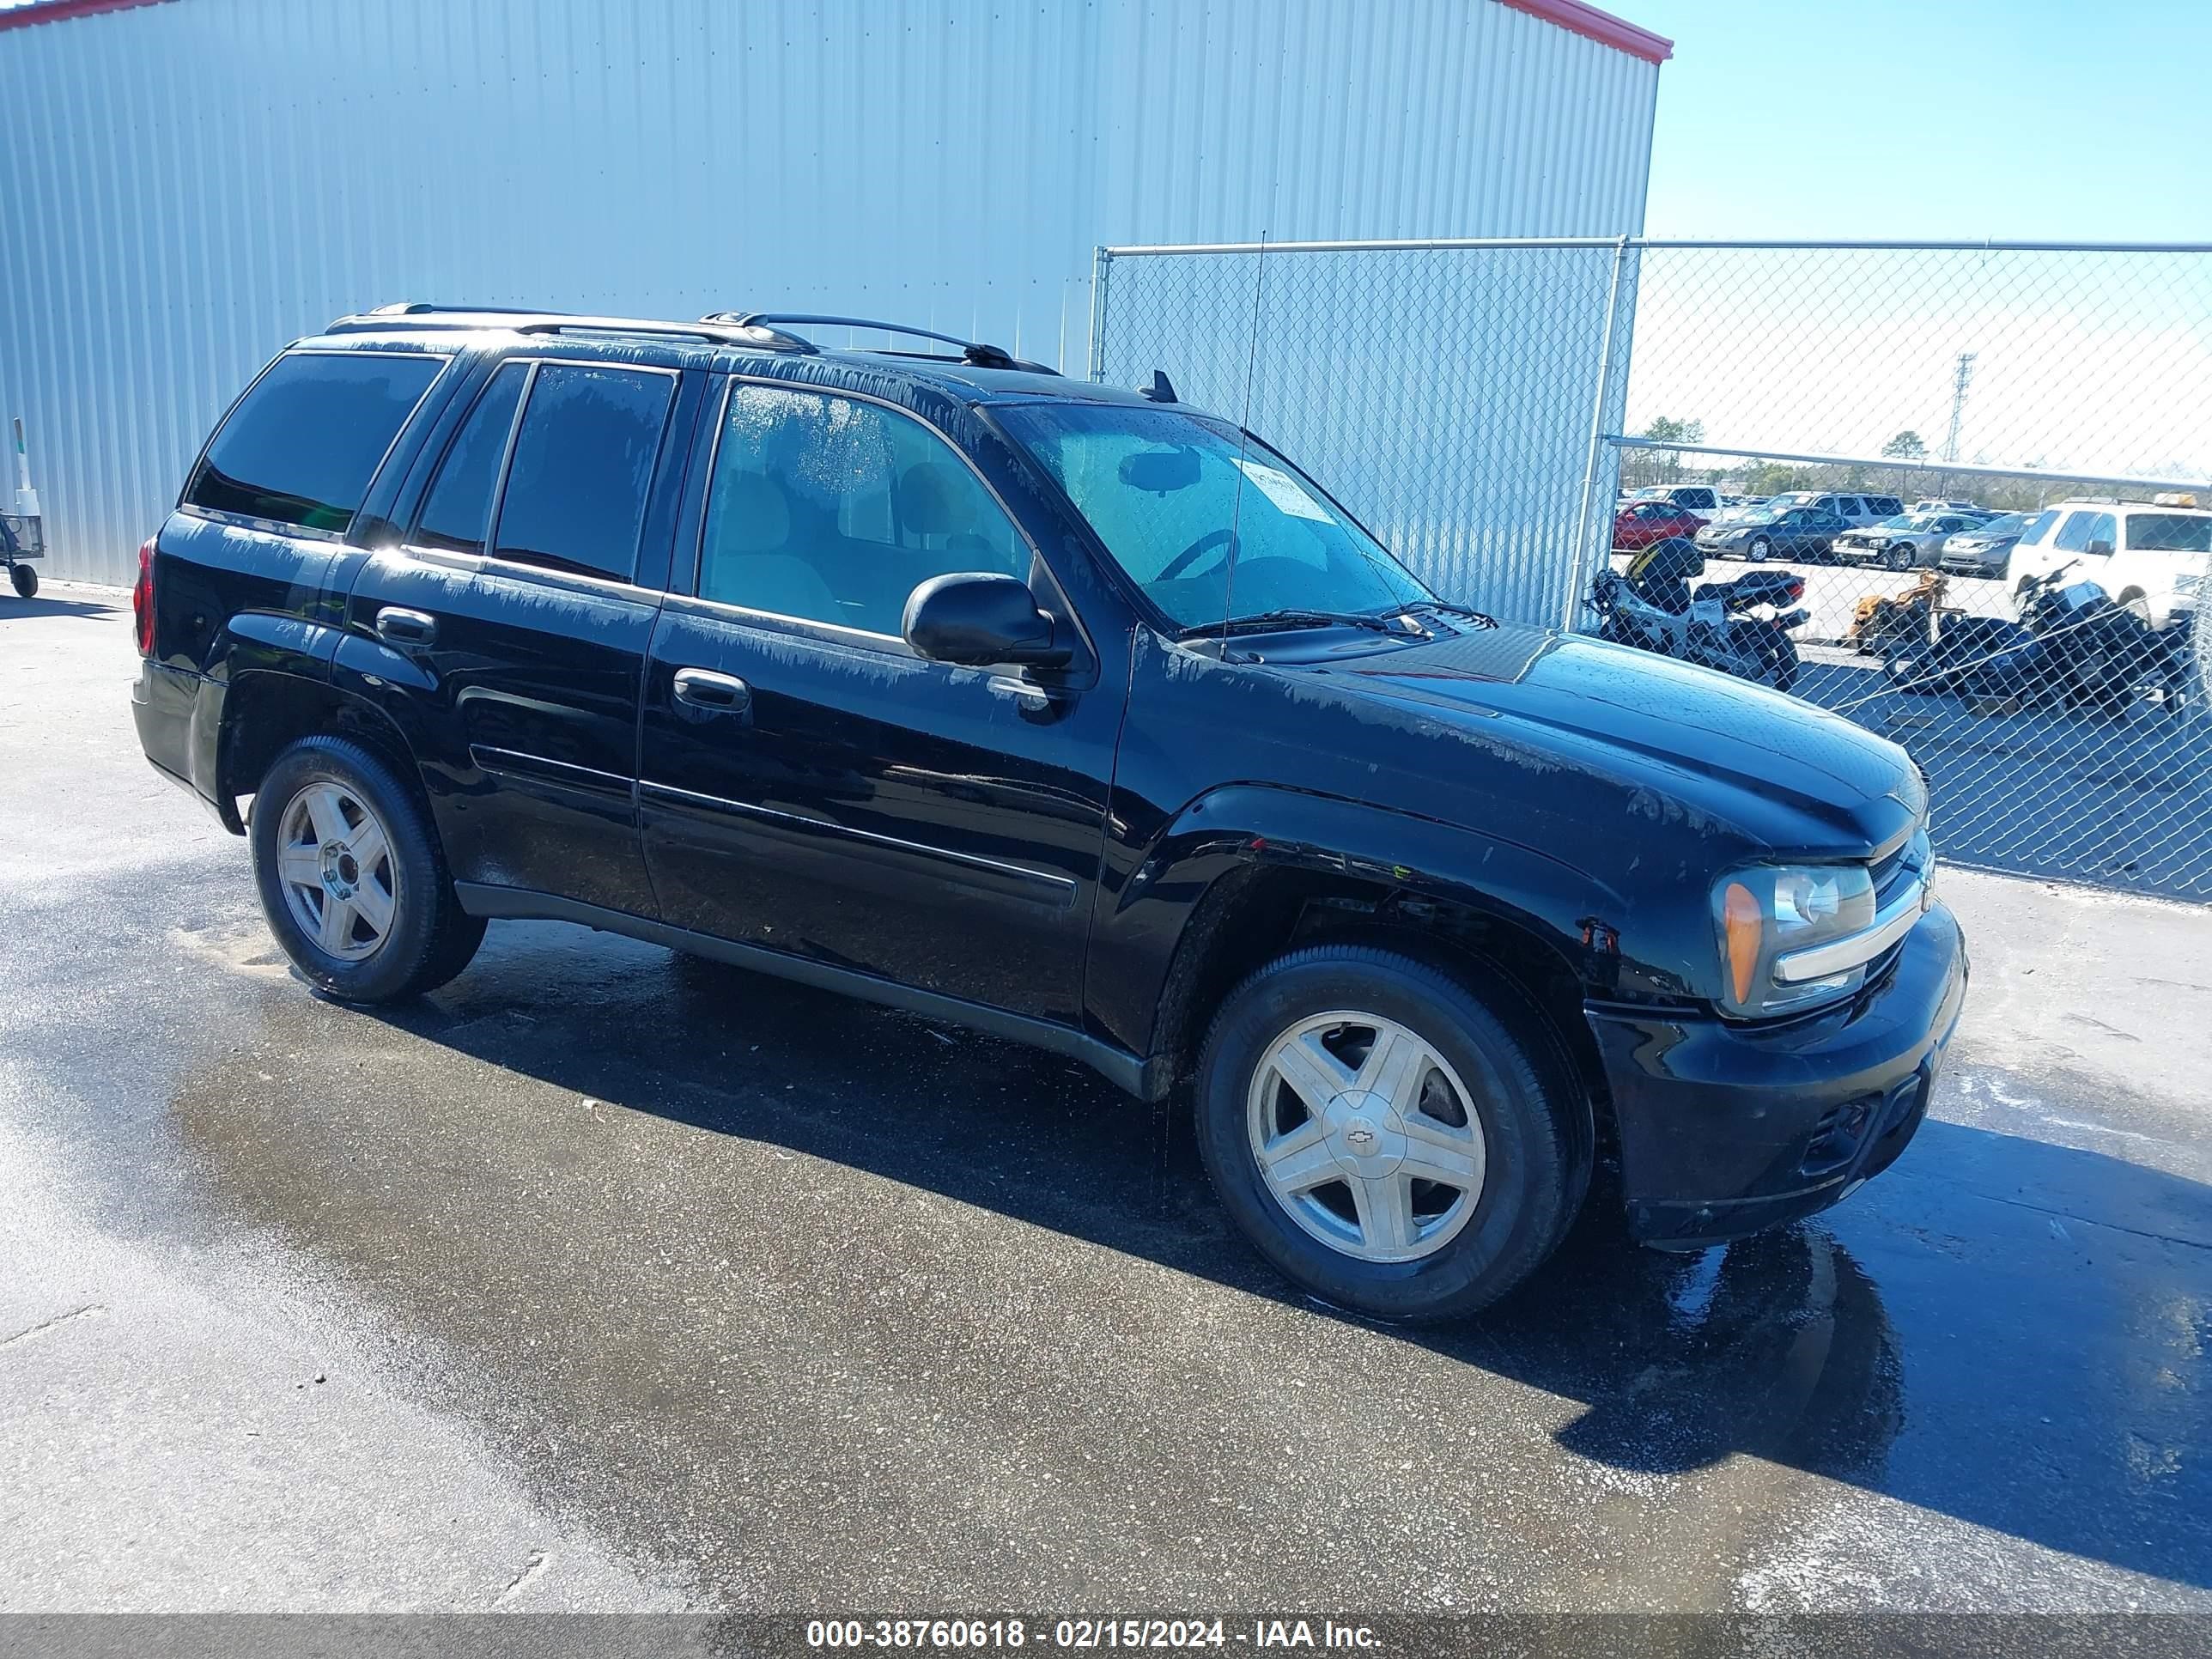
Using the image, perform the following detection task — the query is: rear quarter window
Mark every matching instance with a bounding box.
[2123,513,2212,554]
[185,351,446,533]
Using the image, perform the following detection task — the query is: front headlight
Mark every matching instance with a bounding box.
[1713,863,1878,1017]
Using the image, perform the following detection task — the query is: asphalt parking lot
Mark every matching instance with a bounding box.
[3,586,2209,1614]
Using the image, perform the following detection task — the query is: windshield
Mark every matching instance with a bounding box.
[998,403,1434,630]
[2124,513,2212,553]
[1889,514,1945,531]
[1739,507,1782,525]
[1973,513,2028,536]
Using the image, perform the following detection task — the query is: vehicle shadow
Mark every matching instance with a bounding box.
[0,593,123,623]
[323,927,2211,1595]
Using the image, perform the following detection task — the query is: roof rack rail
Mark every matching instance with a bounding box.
[702,312,1058,374]
[325,305,815,352]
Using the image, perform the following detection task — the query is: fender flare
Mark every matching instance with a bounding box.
[1090,782,1632,1061]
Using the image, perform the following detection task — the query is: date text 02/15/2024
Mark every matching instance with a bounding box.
[804,1619,1382,1650]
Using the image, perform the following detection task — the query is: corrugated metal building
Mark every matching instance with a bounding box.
[0,0,1664,587]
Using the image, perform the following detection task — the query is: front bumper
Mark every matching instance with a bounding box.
[1584,902,1967,1249]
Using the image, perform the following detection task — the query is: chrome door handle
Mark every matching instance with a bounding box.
[672,667,752,711]
[374,606,437,644]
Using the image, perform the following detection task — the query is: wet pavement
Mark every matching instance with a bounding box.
[3,586,2209,1612]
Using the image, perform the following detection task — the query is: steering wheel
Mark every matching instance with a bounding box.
[1157,527,1241,583]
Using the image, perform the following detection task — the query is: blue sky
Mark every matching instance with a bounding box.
[1632,0,2212,240]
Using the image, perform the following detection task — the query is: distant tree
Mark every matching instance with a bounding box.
[1641,416,1705,482]
[1881,430,1927,461]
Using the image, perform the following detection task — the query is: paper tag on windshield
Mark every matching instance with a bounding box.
[1236,458,1334,523]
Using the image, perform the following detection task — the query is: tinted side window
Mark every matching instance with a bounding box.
[2053,511,2100,552]
[697,384,1027,636]
[414,362,528,555]
[186,351,444,533]
[2086,512,2117,552]
[492,364,675,582]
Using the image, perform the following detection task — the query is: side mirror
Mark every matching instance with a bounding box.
[903,572,1070,668]
[2085,538,2114,558]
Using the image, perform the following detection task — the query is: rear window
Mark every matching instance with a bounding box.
[490,364,676,582]
[185,351,445,533]
[1865,496,1903,516]
[2124,513,2212,554]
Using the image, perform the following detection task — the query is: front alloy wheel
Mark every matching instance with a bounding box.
[1248,1012,1486,1263]
[1194,944,1590,1322]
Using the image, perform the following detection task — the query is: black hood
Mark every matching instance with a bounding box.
[1267,623,1923,850]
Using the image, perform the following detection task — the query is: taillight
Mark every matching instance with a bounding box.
[1783,576,1806,602]
[131,535,156,656]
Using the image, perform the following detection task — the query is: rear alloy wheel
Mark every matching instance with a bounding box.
[275,782,398,963]
[1195,944,1589,1322]
[252,735,484,1002]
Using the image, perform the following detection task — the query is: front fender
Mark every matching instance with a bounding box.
[1083,782,1630,1060]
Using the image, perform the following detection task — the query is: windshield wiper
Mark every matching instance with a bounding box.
[1177,607,1412,641]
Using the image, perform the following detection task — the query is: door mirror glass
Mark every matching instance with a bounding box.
[902,572,1066,668]
[2085,538,2114,558]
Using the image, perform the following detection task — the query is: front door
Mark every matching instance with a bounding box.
[637,379,1119,1026]
[341,355,693,917]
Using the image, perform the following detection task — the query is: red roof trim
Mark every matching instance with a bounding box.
[0,0,173,33]
[1499,0,1674,64]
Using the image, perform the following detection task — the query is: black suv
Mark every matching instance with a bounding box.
[131,307,1966,1321]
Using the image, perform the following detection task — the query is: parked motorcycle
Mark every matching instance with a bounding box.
[1849,569,1951,659]
[1590,537,1809,691]
[1881,562,2194,714]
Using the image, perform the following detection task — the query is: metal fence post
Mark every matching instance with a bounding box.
[1086,246,1112,382]
[1565,235,1635,630]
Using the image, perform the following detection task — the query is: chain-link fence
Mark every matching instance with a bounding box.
[1092,238,2212,902]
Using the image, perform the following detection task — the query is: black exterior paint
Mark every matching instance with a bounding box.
[130,319,1966,1249]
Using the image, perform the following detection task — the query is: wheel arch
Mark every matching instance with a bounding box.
[1105,786,1622,1124]
[217,670,429,830]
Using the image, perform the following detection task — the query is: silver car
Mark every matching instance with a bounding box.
[1833,512,1982,570]
[1938,511,2036,578]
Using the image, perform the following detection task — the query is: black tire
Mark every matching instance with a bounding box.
[8,562,35,598]
[1759,631,1800,692]
[250,735,483,1002]
[1193,944,1591,1323]
[1885,545,1913,571]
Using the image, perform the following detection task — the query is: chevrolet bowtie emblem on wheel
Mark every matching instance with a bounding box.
[1345,1126,1377,1150]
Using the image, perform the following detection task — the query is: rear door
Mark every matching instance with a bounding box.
[342,354,698,917]
[635,377,1118,1026]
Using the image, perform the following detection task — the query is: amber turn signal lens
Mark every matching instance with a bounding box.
[1723,881,1764,1006]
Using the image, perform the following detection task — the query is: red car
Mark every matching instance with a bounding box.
[1613,499,1707,550]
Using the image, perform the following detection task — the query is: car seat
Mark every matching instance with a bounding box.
[700,471,840,623]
